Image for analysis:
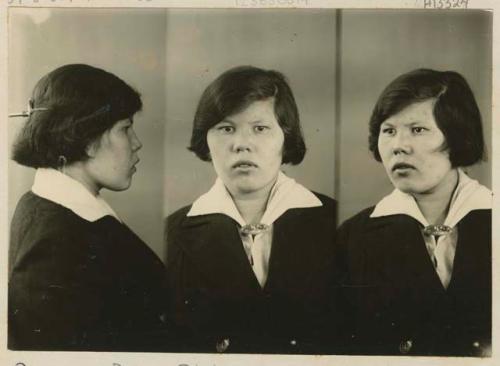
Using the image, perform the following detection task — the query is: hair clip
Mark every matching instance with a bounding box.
[9,101,48,118]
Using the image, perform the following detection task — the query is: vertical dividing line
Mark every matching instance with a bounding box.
[334,9,343,226]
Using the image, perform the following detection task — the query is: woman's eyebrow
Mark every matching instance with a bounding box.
[218,119,235,124]
[382,120,426,128]
[249,119,266,125]
[406,120,428,127]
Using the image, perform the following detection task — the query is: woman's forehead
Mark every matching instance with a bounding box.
[382,99,436,126]
[224,99,276,120]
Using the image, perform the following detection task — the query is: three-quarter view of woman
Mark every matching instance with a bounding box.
[8,64,172,351]
[336,69,491,356]
[166,66,338,354]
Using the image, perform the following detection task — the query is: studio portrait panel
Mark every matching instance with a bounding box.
[162,9,338,354]
[7,8,172,352]
[335,9,493,357]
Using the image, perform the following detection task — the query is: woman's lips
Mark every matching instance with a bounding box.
[131,158,140,173]
[392,162,416,172]
[232,160,258,169]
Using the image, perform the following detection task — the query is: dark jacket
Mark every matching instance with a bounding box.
[9,191,173,352]
[165,193,340,354]
[336,207,491,356]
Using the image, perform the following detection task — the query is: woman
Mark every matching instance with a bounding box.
[9,64,171,351]
[336,69,491,356]
[166,66,338,354]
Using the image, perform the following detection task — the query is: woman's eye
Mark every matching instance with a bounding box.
[412,127,426,134]
[217,126,234,133]
[254,125,269,133]
[381,127,395,135]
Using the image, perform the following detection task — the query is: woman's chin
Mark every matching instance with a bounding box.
[104,179,132,192]
[225,175,278,199]
[229,182,265,198]
[233,185,258,195]
[392,180,418,195]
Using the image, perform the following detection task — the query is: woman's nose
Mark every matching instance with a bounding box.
[392,131,412,155]
[231,129,253,153]
[131,130,143,151]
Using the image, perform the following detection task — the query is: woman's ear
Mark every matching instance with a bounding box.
[86,138,100,158]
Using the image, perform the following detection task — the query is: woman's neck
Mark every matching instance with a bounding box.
[231,178,277,225]
[63,163,100,196]
[233,196,268,225]
[413,169,459,225]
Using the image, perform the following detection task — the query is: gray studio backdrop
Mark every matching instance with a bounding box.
[8,8,492,262]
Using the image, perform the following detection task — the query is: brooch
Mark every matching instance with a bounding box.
[423,224,452,237]
[240,223,269,236]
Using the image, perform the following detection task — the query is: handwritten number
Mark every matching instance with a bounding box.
[424,0,467,8]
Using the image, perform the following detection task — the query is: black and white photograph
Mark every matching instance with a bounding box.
[1,1,498,365]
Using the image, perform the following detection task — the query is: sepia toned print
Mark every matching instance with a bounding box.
[2,2,497,366]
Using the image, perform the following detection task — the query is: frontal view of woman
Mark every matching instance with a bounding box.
[337,69,491,356]
[166,66,338,354]
[9,64,171,351]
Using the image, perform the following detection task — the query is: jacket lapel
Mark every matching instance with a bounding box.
[176,214,262,293]
[363,215,445,292]
[447,210,491,293]
[265,207,331,292]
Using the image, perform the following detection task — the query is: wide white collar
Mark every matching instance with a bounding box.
[32,168,121,222]
[370,168,492,227]
[187,171,322,226]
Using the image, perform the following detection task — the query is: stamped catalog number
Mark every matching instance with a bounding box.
[424,0,468,9]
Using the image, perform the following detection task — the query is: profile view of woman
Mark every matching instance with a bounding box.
[166,66,338,354]
[336,69,491,356]
[9,64,171,351]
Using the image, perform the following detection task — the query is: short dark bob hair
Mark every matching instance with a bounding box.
[12,64,142,169]
[368,68,485,167]
[188,65,306,165]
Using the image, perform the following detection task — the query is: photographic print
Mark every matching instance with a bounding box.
[1,1,497,365]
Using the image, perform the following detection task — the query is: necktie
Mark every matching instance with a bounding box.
[240,224,270,287]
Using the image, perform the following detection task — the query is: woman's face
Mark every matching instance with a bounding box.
[378,99,456,196]
[84,118,142,193]
[207,98,285,198]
